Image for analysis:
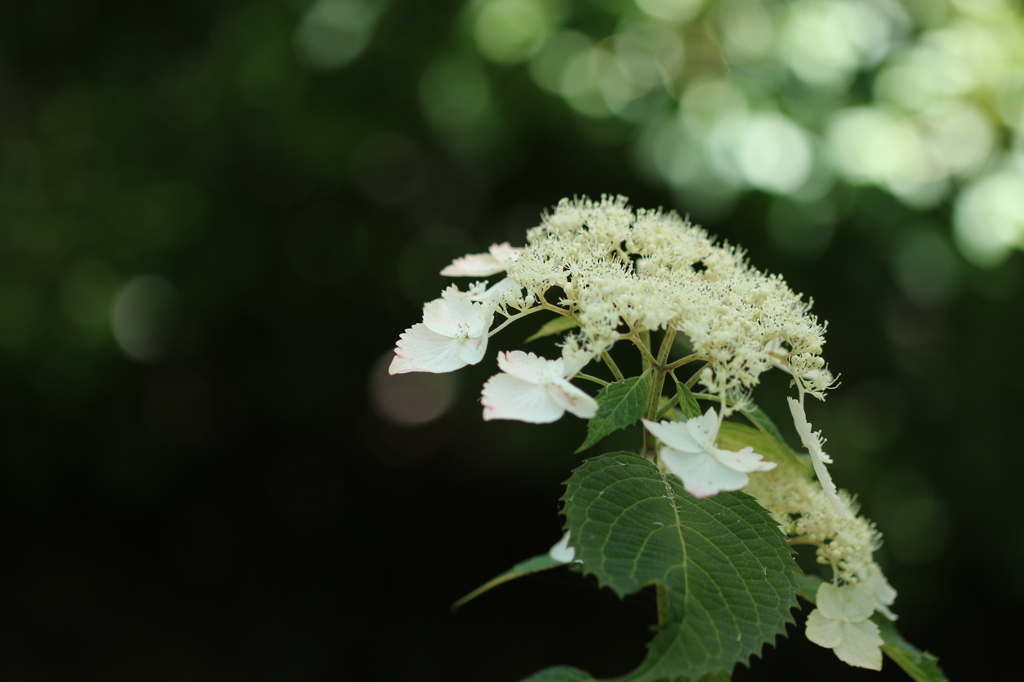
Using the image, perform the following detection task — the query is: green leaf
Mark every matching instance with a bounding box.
[738,402,799,456]
[576,377,648,453]
[795,572,947,682]
[560,452,799,681]
[716,421,806,470]
[670,374,701,419]
[452,553,566,611]
[526,316,578,342]
[519,666,597,682]
[876,617,948,682]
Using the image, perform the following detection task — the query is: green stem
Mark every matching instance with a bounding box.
[575,372,609,387]
[602,351,624,382]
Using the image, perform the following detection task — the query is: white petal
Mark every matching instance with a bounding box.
[389,323,467,374]
[834,620,883,670]
[496,350,551,384]
[787,397,845,518]
[441,243,519,277]
[421,297,457,336]
[642,419,705,455]
[805,609,843,648]
[817,583,875,622]
[481,373,564,423]
[688,407,722,450]
[483,277,522,306]
[712,445,777,474]
[862,563,898,609]
[549,531,575,563]
[440,253,505,277]
[560,344,594,378]
[488,242,521,263]
[546,378,599,419]
[661,446,750,498]
[456,335,488,366]
[449,298,494,337]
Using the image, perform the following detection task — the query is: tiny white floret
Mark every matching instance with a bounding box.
[788,397,845,518]
[642,408,776,498]
[805,582,884,670]
[389,297,494,374]
[481,350,598,423]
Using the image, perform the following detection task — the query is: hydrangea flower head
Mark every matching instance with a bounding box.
[507,196,831,410]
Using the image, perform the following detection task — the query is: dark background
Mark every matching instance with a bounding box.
[1,1,1020,679]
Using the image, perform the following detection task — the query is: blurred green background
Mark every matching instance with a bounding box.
[2,0,1021,679]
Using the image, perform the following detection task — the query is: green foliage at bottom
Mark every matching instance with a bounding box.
[523,451,799,682]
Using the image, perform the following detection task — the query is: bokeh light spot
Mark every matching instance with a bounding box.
[294,0,388,70]
[735,112,814,194]
[473,0,557,65]
[370,352,457,426]
[953,168,1024,267]
[111,275,180,363]
[892,228,962,307]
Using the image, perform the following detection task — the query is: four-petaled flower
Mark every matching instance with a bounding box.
[481,349,598,423]
[389,297,493,375]
[787,397,845,518]
[805,582,885,670]
[643,408,776,498]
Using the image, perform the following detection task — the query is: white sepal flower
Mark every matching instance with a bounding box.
[441,242,522,277]
[787,397,845,518]
[860,562,898,620]
[481,350,598,423]
[389,297,494,375]
[806,582,884,670]
[549,530,577,563]
[642,408,776,499]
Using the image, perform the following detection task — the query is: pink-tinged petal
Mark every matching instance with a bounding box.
[440,253,504,277]
[389,324,466,374]
[805,609,843,649]
[660,447,750,498]
[834,620,883,670]
[643,419,705,455]
[787,397,845,518]
[441,243,519,277]
[713,446,777,473]
[496,350,551,384]
[481,373,564,423]
[488,242,521,263]
[547,378,599,419]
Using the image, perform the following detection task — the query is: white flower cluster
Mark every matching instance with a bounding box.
[507,196,833,403]
[388,196,894,669]
[389,236,599,423]
[745,456,898,670]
